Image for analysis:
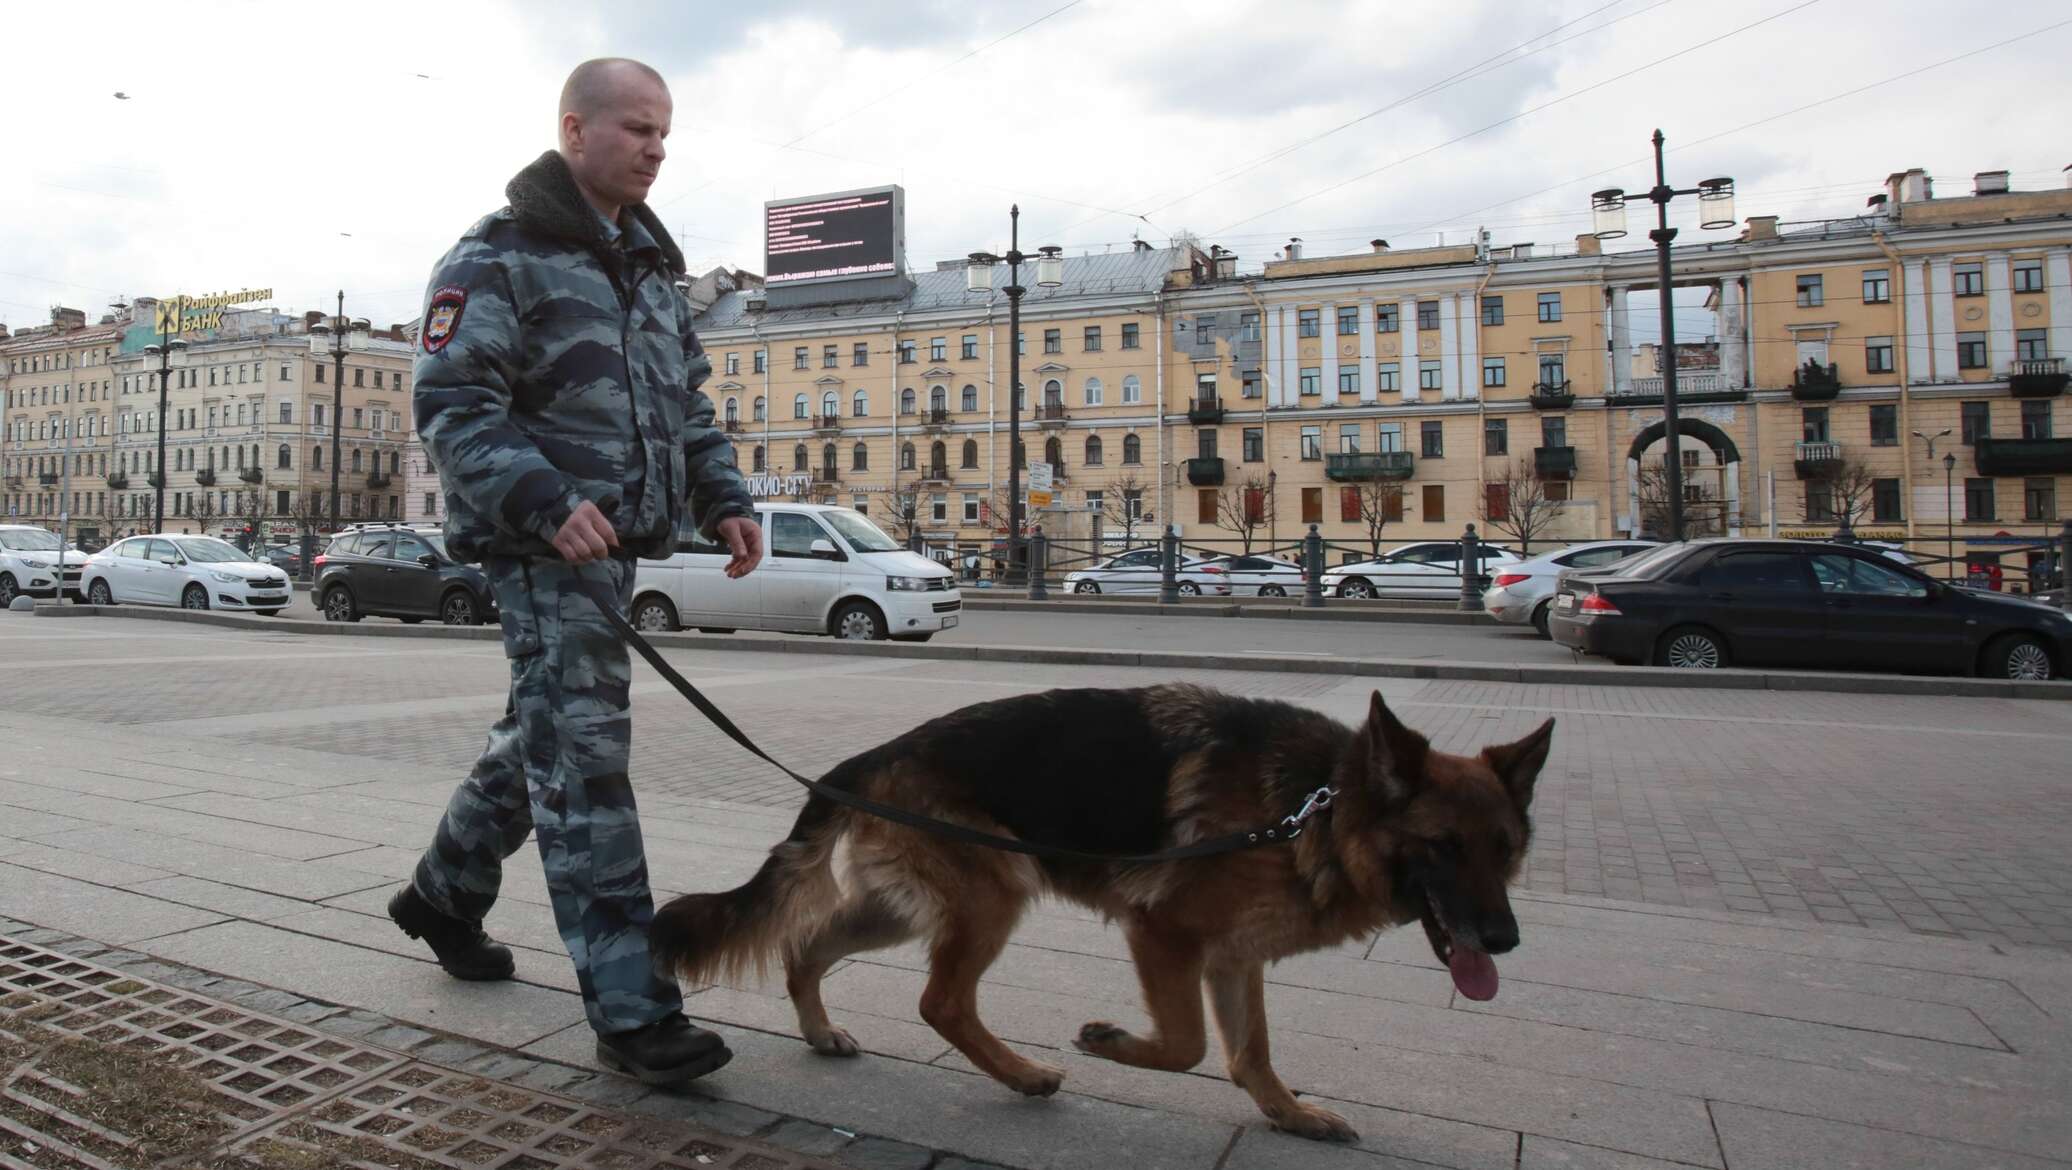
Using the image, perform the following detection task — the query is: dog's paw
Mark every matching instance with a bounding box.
[806,1026,861,1058]
[1072,1021,1128,1056]
[1273,1103,1358,1143]
[1007,1060,1065,1097]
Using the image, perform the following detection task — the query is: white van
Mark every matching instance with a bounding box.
[632,503,961,641]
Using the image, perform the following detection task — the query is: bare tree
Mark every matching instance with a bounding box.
[1810,451,1880,534]
[283,488,330,539]
[1480,458,1561,556]
[879,488,921,546]
[187,489,222,537]
[1635,462,1725,539]
[1101,472,1150,548]
[1349,480,1405,559]
[232,488,272,551]
[1215,474,1271,555]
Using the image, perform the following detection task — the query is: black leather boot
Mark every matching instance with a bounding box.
[595,1013,732,1086]
[387,884,515,982]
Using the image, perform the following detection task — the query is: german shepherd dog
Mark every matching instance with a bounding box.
[652,685,1552,1142]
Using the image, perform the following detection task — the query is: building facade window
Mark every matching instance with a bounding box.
[1122,322,1142,349]
[1957,332,1988,369]
[1377,363,1400,392]
[1375,304,1398,333]
[1421,420,1444,458]
[1872,478,1903,523]
[1084,377,1103,406]
[1964,477,1996,521]
[1337,306,1359,336]
[960,334,978,360]
[1796,274,1824,307]
[822,345,838,369]
[2016,328,2048,362]
[962,439,979,469]
[1417,301,1440,331]
[1122,375,1142,404]
[1482,357,1505,387]
[1866,336,1895,374]
[1484,418,1508,456]
[1869,404,1898,446]
[725,353,739,375]
[1953,262,1984,296]
[1299,368,1321,396]
[1242,427,1263,462]
[754,350,767,373]
[1043,329,1062,354]
[1802,406,1829,443]
[2022,399,2053,440]
[1481,295,1504,326]
[898,340,916,364]
[1084,434,1104,465]
[1122,434,1142,464]
[1422,484,1445,522]
[794,394,809,419]
[1083,326,1101,351]
[1418,361,1442,391]
[1338,368,1360,394]
[930,337,946,361]
[1297,309,1320,338]
[2014,258,2045,293]
[1862,268,1891,303]
[2024,478,2057,522]
[962,384,978,411]
[1298,426,1321,460]
[794,347,808,370]
[853,342,869,367]
[1536,291,1562,322]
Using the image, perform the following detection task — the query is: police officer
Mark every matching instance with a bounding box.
[388,57,763,1087]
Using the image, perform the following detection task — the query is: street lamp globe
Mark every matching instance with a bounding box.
[965,252,999,295]
[165,338,189,367]
[307,320,333,355]
[1035,246,1065,289]
[1697,178,1737,230]
[1943,452,1957,471]
[1590,188,1629,240]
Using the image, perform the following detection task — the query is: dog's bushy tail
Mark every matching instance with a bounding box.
[650,772,852,987]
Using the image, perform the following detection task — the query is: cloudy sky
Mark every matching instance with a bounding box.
[2,0,2067,344]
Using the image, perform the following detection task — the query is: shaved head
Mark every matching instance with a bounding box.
[560,58,667,119]
[556,58,672,219]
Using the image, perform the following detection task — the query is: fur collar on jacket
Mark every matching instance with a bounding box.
[505,150,687,276]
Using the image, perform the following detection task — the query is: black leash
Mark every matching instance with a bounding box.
[581,579,1335,865]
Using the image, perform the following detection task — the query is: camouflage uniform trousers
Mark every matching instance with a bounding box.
[411,553,682,1034]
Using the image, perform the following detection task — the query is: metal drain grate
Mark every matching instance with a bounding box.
[0,936,839,1170]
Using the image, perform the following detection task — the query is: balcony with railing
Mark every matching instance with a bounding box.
[147,472,164,489]
[1325,451,1414,482]
[1791,361,1841,401]
[38,472,58,486]
[914,463,951,484]
[194,468,217,487]
[240,466,264,484]
[1185,456,1225,486]
[813,412,843,434]
[366,472,392,489]
[723,418,745,433]
[812,467,840,484]
[1610,371,1745,404]
[1534,446,1577,479]
[105,472,128,490]
[923,406,951,428]
[1793,440,1842,479]
[1528,380,1574,409]
[1035,402,1070,427]
[2008,357,2068,398]
[1187,397,1226,424]
[1975,437,2072,476]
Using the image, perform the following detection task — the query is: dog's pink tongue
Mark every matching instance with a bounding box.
[1449,949,1499,1001]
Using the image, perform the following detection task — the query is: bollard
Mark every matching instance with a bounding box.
[299,530,316,584]
[1028,527,1049,601]
[1159,529,1181,604]
[1458,522,1485,612]
[1303,524,1325,608]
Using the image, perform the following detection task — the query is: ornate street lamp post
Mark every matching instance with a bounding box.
[307,291,370,535]
[965,208,1062,584]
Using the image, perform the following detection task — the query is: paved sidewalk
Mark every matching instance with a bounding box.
[1,617,2070,1167]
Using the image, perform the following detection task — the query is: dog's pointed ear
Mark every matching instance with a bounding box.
[1482,717,1555,811]
[1363,690,1429,806]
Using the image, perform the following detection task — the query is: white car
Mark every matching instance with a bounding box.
[632,503,959,641]
[1193,553,1306,597]
[80,534,294,614]
[0,525,91,604]
[1320,540,1521,600]
[1482,540,1660,636]
[1062,547,1233,596]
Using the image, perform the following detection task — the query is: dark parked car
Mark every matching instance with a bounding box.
[1548,539,2071,680]
[261,545,304,575]
[313,524,496,625]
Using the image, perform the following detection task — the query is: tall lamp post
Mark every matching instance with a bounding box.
[965,207,1062,584]
[1912,427,1954,577]
[308,292,370,535]
[1591,131,1736,542]
[140,334,190,531]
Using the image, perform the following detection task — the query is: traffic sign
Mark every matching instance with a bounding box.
[1027,462,1053,508]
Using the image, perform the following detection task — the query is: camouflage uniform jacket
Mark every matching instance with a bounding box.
[413,150,753,563]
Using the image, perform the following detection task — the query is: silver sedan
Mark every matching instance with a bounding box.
[1482,540,1659,635]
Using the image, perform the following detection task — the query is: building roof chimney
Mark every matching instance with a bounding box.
[1370,238,1389,254]
[1973,170,2010,196]
[1574,233,1602,256]
[1886,168,1932,205]
[1285,237,1303,261]
[1742,216,1779,242]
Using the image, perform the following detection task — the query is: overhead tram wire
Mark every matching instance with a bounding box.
[1207,0,1824,237]
[1389,17,2072,243]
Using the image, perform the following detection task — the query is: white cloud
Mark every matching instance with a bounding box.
[3,0,2068,335]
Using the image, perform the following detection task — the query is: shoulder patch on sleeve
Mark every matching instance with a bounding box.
[423,286,467,354]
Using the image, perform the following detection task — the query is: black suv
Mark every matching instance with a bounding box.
[314,525,496,625]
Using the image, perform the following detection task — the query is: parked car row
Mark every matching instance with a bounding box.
[1547,539,2071,680]
[77,533,294,614]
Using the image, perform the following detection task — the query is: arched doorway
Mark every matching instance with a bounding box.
[1624,417,1743,537]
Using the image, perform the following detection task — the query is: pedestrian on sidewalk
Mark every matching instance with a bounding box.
[389,57,763,1088]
